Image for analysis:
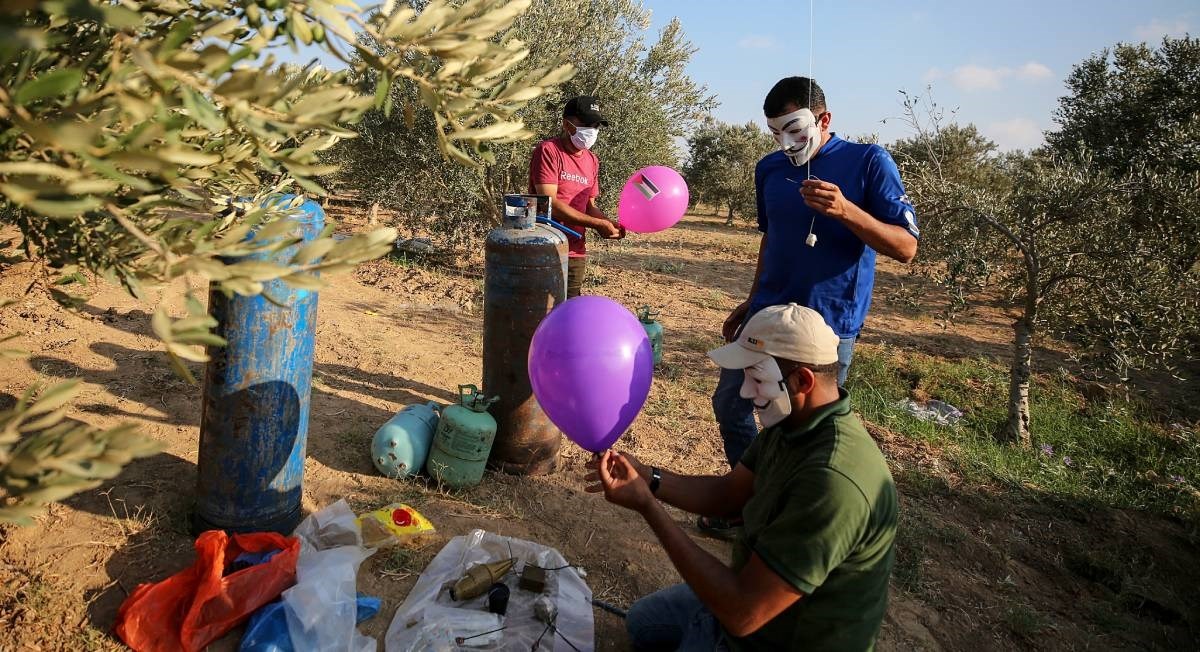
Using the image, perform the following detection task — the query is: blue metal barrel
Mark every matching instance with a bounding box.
[193,196,323,534]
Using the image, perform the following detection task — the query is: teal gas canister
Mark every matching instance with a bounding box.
[371,401,441,479]
[638,306,663,366]
[425,385,499,487]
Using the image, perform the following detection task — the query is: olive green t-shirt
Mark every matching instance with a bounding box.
[728,390,898,651]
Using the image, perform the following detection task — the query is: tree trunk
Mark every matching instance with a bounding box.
[725,204,734,227]
[1003,316,1034,446]
[1001,266,1038,447]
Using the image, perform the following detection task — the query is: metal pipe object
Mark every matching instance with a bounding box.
[591,598,628,619]
[535,216,583,239]
[193,196,323,534]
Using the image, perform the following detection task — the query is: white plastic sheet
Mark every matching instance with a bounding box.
[898,398,964,426]
[285,500,378,652]
[385,529,594,652]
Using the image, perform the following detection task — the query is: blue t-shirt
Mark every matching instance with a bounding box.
[751,135,918,338]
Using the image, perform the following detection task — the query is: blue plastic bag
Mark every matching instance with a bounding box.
[239,595,382,652]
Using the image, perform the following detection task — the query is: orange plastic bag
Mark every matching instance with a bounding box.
[114,530,300,652]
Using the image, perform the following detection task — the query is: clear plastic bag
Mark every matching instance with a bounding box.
[283,500,377,652]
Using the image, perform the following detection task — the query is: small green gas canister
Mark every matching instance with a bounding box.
[425,385,499,487]
[638,306,663,366]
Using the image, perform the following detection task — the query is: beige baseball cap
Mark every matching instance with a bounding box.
[708,303,839,369]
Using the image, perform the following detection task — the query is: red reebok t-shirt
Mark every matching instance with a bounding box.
[528,138,599,258]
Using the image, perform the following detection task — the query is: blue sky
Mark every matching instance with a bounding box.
[641,0,1194,150]
[280,1,1194,151]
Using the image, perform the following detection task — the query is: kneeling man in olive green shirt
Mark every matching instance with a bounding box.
[588,303,898,651]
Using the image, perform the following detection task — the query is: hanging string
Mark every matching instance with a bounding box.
[806,0,818,242]
[807,0,815,183]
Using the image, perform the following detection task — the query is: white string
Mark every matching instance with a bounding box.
[806,0,817,243]
[806,0,814,183]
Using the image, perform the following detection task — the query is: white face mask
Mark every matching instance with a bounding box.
[570,125,598,151]
[739,357,793,428]
[767,108,821,167]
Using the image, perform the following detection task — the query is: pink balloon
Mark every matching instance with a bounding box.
[528,297,654,453]
[618,166,690,234]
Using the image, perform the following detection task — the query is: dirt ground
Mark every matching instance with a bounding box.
[1,210,1197,651]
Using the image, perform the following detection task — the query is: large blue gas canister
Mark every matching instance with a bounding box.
[194,195,322,535]
[371,401,441,478]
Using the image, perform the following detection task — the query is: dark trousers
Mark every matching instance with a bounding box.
[567,256,586,299]
[626,584,728,651]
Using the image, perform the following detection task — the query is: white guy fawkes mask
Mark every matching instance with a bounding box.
[767,108,821,166]
[740,357,793,428]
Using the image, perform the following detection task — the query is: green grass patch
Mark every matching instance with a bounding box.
[380,546,421,576]
[891,509,940,598]
[851,344,1200,522]
[1002,601,1053,638]
[385,250,433,268]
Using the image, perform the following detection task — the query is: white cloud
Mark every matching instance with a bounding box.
[737,35,778,50]
[1133,18,1191,41]
[950,64,1008,92]
[1016,61,1053,81]
[925,62,1054,92]
[986,118,1044,151]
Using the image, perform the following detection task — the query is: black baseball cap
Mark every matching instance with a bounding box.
[563,96,608,127]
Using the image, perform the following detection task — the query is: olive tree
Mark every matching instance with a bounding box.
[0,0,572,523]
[332,0,714,246]
[895,77,1199,447]
[1046,37,1200,371]
[683,118,776,225]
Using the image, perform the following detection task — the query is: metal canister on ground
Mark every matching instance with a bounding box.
[483,194,568,475]
[425,385,499,487]
[370,401,441,478]
[637,306,663,367]
[194,195,323,535]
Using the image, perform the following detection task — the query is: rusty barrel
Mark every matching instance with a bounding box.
[193,196,322,534]
[483,195,567,474]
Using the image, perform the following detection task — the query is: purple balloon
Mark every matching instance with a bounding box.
[618,166,690,234]
[528,296,654,453]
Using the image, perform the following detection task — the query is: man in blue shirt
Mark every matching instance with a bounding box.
[703,76,918,536]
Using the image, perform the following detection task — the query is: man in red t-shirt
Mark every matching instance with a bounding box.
[529,96,624,298]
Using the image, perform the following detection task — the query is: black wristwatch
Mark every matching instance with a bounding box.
[648,466,662,495]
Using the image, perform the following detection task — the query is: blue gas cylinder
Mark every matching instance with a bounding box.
[194,195,323,535]
[371,402,441,478]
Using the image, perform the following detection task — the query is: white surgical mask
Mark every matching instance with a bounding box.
[740,357,793,428]
[767,108,821,167]
[570,126,598,151]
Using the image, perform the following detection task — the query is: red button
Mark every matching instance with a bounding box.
[391,508,413,527]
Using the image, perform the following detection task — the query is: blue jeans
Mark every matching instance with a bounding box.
[626,584,729,651]
[712,336,856,468]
